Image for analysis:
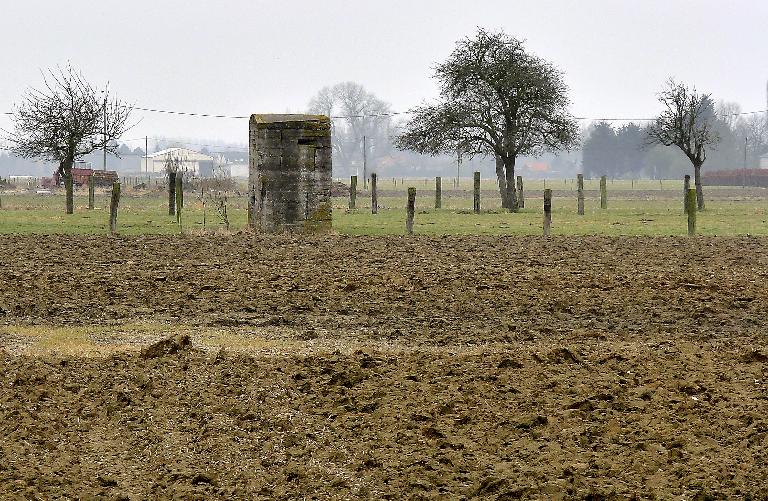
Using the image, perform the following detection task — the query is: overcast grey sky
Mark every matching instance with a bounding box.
[1,0,767,149]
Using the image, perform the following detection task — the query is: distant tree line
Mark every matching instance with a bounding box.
[582,100,768,180]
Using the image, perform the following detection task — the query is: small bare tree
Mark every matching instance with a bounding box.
[647,79,719,210]
[5,65,132,214]
[207,159,232,231]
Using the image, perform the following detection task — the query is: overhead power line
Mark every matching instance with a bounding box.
[3,104,767,122]
[122,105,768,121]
[126,105,414,120]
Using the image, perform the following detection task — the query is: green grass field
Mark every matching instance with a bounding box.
[0,179,766,236]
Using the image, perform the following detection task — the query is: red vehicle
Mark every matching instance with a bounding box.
[43,167,118,188]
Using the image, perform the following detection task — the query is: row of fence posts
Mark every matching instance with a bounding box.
[85,172,186,235]
[82,175,121,234]
[89,172,699,237]
[375,176,677,191]
[120,176,154,187]
[348,173,699,236]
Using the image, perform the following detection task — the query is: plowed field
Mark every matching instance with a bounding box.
[0,235,766,499]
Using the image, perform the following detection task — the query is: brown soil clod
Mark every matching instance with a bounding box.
[515,414,549,430]
[547,347,583,364]
[140,333,192,359]
[189,473,217,486]
[497,357,523,369]
[742,350,768,363]
[97,475,118,487]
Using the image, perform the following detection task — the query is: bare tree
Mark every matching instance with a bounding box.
[308,82,393,177]
[647,79,719,210]
[207,158,233,231]
[735,113,768,168]
[395,29,578,211]
[5,65,132,214]
[716,100,742,130]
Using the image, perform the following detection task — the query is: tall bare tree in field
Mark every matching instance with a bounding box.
[395,29,578,211]
[647,79,719,210]
[6,65,132,214]
[307,82,393,177]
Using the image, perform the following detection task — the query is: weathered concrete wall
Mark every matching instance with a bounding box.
[248,114,332,233]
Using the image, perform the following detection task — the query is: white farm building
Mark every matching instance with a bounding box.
[140,148,214,176]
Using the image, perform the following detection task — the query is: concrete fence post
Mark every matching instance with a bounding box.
[473,171,481,214]
[435,176,442,209]
[109,181,121,235]
[406,187,416,235]
[577,174,585,215]
[371,173,378,214]
[684,174,691,214]
[168,171,176,216]
[544,189,552,237]
[516,176,525,209]
[349,175,357,209]
[175,172,183,226]
[88,175,95,210]
[600,175,607,209]
[686,188,697,236]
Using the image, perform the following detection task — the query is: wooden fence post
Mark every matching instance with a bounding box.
[88,175,95,210]
[175,172,184,226]
[349,175,357,209]
[473,171,481,213]
[683,174,691,214]
[686,188,697,235]
[371,173,378,214]
[600,175,607,209]
[109,181,120,235]
[577,174,585,215]
[516,176,524,208]
[543,189,552,237]
[406,187,416,235]
[435,176,442,209]
[168,171,176,216]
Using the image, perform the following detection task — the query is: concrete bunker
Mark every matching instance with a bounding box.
[248,114,332,233]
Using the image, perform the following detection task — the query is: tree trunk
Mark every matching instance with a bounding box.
[495,155,508,209]
[693,163,705,211]
[504,157,518,212]
[63,160,74,214]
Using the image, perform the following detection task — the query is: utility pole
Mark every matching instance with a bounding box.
[102,93,107,171]
[145,136,149,175]
[743,136,748,189]
[362,135,367,191]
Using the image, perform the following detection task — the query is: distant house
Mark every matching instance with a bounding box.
[140,148,214,176]
[760,154,768,169]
